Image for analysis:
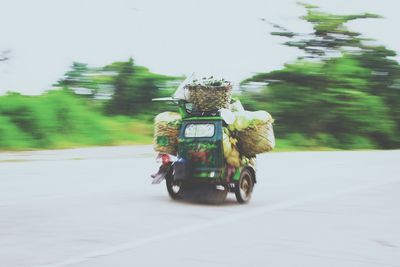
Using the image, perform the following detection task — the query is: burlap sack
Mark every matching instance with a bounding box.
[237,122,275,157]
[153,112,181,155]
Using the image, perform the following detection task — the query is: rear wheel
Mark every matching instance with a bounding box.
[235,169,254,204]
[165,173,183,200]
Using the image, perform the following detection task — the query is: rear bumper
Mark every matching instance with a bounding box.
[173,162,224,183]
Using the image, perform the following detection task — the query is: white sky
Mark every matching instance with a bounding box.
[1,0,399,95]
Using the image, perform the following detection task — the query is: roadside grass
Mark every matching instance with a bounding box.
[0,118,154,151]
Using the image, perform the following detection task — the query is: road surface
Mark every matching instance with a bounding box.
[0,146,399,267]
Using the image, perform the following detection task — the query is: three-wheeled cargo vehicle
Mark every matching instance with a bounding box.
[152,99,256,204]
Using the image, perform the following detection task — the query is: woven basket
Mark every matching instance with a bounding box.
[153,123,180,155]
[237,122,275,157]
[186,84,232,111]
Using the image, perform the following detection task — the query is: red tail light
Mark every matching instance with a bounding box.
[161,154,171,165]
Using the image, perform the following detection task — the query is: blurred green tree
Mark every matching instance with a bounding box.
[105,58,182,116]
[105,58,136,114]
[56,58,182,116]
[56,62,105,97]
[354,46,400,147]
[57,62,89,87]
[243,3,400,149]
[269,2,381,59]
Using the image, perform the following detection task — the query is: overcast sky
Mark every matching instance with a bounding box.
[1,0,399,95]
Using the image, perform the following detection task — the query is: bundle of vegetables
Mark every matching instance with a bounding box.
[222,127,241,167]
[153,112,182,155]
[185,77,232,111]
[228,111,275,157]
[241,156,257,167]
[238,123,275,157]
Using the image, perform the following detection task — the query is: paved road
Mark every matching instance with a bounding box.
[0,146,399,267]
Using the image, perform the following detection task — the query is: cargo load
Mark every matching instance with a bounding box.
[153,78,275,162]
[153,112,181,155]
[185,77,232,111]
[222,127,241,167]
[227,110,275,157]
[237,122,275,157]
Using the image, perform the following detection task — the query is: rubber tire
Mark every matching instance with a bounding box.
[165,173,184,200]
[235,169,254,204]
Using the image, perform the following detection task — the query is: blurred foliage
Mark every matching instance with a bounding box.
[56,58,183,117]
[242,3,400,149]
[0,57,182,150]
[103,58,181,115]
[1,3,400,151]
[0,90,152,150]
[270,2,381,59]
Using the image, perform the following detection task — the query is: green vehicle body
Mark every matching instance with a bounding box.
[153,98,257,204]
[173,101,256,185]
